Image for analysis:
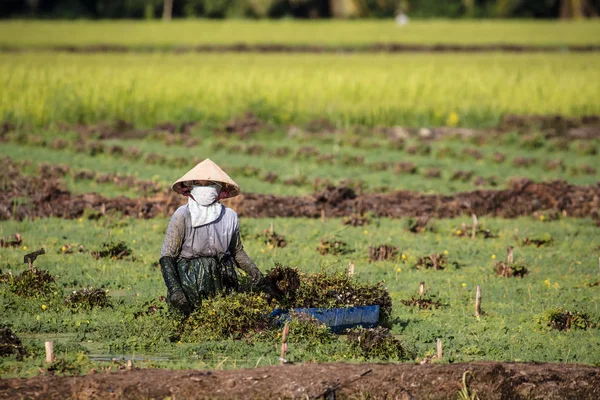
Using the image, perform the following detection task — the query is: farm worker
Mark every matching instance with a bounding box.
[159,158,263,315]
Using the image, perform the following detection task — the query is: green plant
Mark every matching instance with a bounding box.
[347,327,411,361]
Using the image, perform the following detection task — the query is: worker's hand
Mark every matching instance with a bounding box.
[170,290,192,315]
[250,268,264,285]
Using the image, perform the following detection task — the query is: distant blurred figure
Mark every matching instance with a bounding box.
[395,9,409,26]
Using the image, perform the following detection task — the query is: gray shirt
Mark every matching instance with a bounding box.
[161,204,262,280]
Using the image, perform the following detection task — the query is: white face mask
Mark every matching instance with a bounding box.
[190,184,221,206]
[188,185,223,227]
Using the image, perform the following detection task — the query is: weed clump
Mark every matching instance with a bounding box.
[368,245,399,262]
[342,213,370,227]
[91,241,132,260]
[347,327,411,360]
[494,261,528,278]
[537,308,596,331]
[181,292,273,342]
[59,243,85,254]
[4,268,57,298]
[317,238,353,256]
[65,287,111,310]
[413,254,456,270]
[0,327,26,360]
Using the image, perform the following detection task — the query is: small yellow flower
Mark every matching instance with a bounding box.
[23,245,28,250]
[396,268,402,273]
[553,282,560,289]
[61,246,66,252]
[491,254,496,260]
[544,278,551,287]
[41,304,47,310]
[443,250,448,255]
[363,230,369,234]
[133,240,136,244]
[260,249,265,253]
[177,341,182,344]
[401,254,407,260]
[456,230,462,236]
[461,283,467,288]
[446,111,460,127]
[540,215,545,221]
[78,218,83,223]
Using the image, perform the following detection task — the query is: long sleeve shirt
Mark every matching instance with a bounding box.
[160,204,261,280]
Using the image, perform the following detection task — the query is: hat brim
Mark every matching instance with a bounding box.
[171,158,240,199]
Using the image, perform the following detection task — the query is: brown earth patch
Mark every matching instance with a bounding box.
[3,113,600,144]
[1,158,599,221]
[1,362,599,399]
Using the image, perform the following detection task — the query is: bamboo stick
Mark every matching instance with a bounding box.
[475,285,482,317]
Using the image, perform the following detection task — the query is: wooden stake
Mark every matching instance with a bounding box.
[471,213,478,239]
[348,261,355,277]
[45,341,54,363]
[269,220,274,235]
[126,359,133,370]
[280,322,290,365]
[507,246,514,265]
[475,285,482,317]
[419,282,425,296]
[436,339,442,360]
[320,209,326,223]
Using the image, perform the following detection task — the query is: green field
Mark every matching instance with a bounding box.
[1,20,599,48]
[1,19,600,381]
[1,53,599,127]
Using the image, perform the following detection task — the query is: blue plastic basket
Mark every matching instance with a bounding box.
[271,305,380,333]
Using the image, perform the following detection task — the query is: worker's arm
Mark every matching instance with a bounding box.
[159,209,191,314]
[230,229,263,283]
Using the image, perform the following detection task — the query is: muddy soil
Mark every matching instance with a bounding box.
[3,113,599,143]
[3,43,600,54]
[1,362,599,399]
[1,159,599,221]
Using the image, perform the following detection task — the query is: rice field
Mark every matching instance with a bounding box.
[1,20,599,48]
[1,52,599,127]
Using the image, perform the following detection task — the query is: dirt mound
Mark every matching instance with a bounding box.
[229,179,600,220]
[1,362,599,399]
[500,114,600,138]
[2,158,599,221]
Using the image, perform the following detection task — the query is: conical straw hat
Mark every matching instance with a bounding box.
[172,158,240,199]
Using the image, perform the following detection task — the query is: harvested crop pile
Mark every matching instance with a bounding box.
[2,268,57,298]
[368,245,399,262]
[521,233,553,247]
[260,229,287,248]
[0,233,22,248]
[293,270,393,322]
[414,254,457,270]
[316,238,353,255]
[2,158,599,221]
[181,292,272,341]
[64,287,111,310]
[405,216,434,233]
[256,265,301,307]
[494,261,528,278]
[91,241,132,260]
[537,308,596,331]
[400,296,441,310]
[347,327,411,360]
[342,213,370,227]
[0,327,26,360]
